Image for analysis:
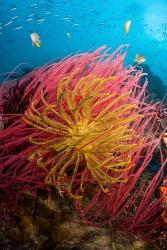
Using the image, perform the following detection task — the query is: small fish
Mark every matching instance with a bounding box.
[161,210,167,224]
[13,26,23,30]
[124,20,131,35]
[28,13,35,17]
[36,21,44,24]
[30,4,38,7]
[37,19,45,22]
[26,18,33,22]
[72,23,79,26]
[44,11,51,14]
[11,16,18,20]
[163,132,167,147]
[4,20,13,26]
[11,7,17,11]
[63,17,70,21]
[66,32,71,39]
[134,54,146,64]
[30,32,41,47]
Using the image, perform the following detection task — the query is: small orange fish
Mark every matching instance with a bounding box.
[124,20,131,35]
[30,32,41,48]
[160,179,167,204]
[160,186,167,196]
[160,177,167,224]
[135,54,146,64]
[161,210,167,224]
[163,132,167,147]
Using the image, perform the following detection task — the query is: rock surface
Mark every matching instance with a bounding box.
[0,191,165,250]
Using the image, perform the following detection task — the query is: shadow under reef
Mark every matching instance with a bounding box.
[139,64,167,105]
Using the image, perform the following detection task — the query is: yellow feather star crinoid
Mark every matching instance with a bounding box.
[22,71,144,199]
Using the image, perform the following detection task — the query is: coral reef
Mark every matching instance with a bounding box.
[0,45,166,241]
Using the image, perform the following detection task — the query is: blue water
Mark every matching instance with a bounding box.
[0,0,167,88]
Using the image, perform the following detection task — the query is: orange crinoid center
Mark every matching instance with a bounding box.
[23,72,144,199]
[68,119,97,151]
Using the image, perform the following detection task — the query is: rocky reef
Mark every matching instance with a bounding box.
[0,190,166,250]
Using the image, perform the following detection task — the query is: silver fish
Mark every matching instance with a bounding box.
[30,4,38,7]
[72,23,79,26]
[28,14,35,17]
[4,20,13,26]
[44,11,51,14]
[37,19,45,22]
[11,16,18,19]
[26,18,33,22]
[13,26,23,30]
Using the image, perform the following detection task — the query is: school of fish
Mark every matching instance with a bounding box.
[0,2,148,65]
